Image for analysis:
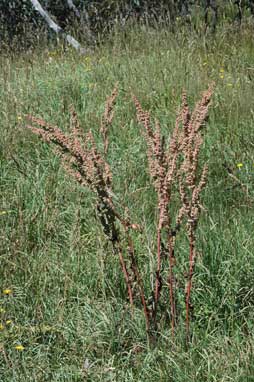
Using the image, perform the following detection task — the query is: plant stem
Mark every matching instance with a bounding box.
[185,228,195,342]
[153,225,162,321]
[113,240,134,309]
[167,230,176,336]
[126,232,151,332]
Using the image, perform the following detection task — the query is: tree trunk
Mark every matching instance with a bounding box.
[66,0,81,18]
[66,0,96,43]
[30,0,86,54]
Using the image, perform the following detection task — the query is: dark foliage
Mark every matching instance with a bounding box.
[1,0,254,49]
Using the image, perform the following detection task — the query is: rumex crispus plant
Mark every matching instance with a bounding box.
[26,84,213,343]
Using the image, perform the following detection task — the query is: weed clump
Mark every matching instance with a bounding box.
[26,84,213,343]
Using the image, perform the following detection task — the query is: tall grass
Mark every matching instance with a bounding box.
[0,24,254,381]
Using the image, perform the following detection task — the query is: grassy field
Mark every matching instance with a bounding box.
[1,23,254,381]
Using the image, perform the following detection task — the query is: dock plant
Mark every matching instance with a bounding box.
[26,84,213,343]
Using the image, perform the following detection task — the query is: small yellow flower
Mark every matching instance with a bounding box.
[0,210,12,216]
[15,345,24,351]
[0,308,5,313]
[3,289,12,295]
[237,163,243,168]
[0,324,4,330]
[220,68,224,73]
[6,320,12,325]
[220,75,224,79]
[203,62,207,66]
[17,116,22,121]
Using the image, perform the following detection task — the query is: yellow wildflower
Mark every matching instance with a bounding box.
[17,116,22,121]
[220,75,224,79]
[3,289,12,295]
[203,62,207,66]
[0,308,5,313]
[220,68,224,73]
[0,324,4,330]
[6,320,12,325]
[15,345,24,351]
[237,163,243,168]
[0,210,12,216]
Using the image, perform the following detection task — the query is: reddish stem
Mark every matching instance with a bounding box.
[167,232,176,336]
[113,241,134,308]
[185,229,195,341]
[127,232,151,332]
[153,226,162,320]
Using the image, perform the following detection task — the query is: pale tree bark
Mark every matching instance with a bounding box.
[30,0,86,54]
[66,0,81,18]
[66,0,96,44]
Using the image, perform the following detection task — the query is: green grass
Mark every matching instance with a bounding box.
[1,23,254,381]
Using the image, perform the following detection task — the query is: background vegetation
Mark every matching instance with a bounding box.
[1,0,254,49]
[1,10,254,382]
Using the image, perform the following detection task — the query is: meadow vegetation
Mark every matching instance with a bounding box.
[1,22,254,381]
